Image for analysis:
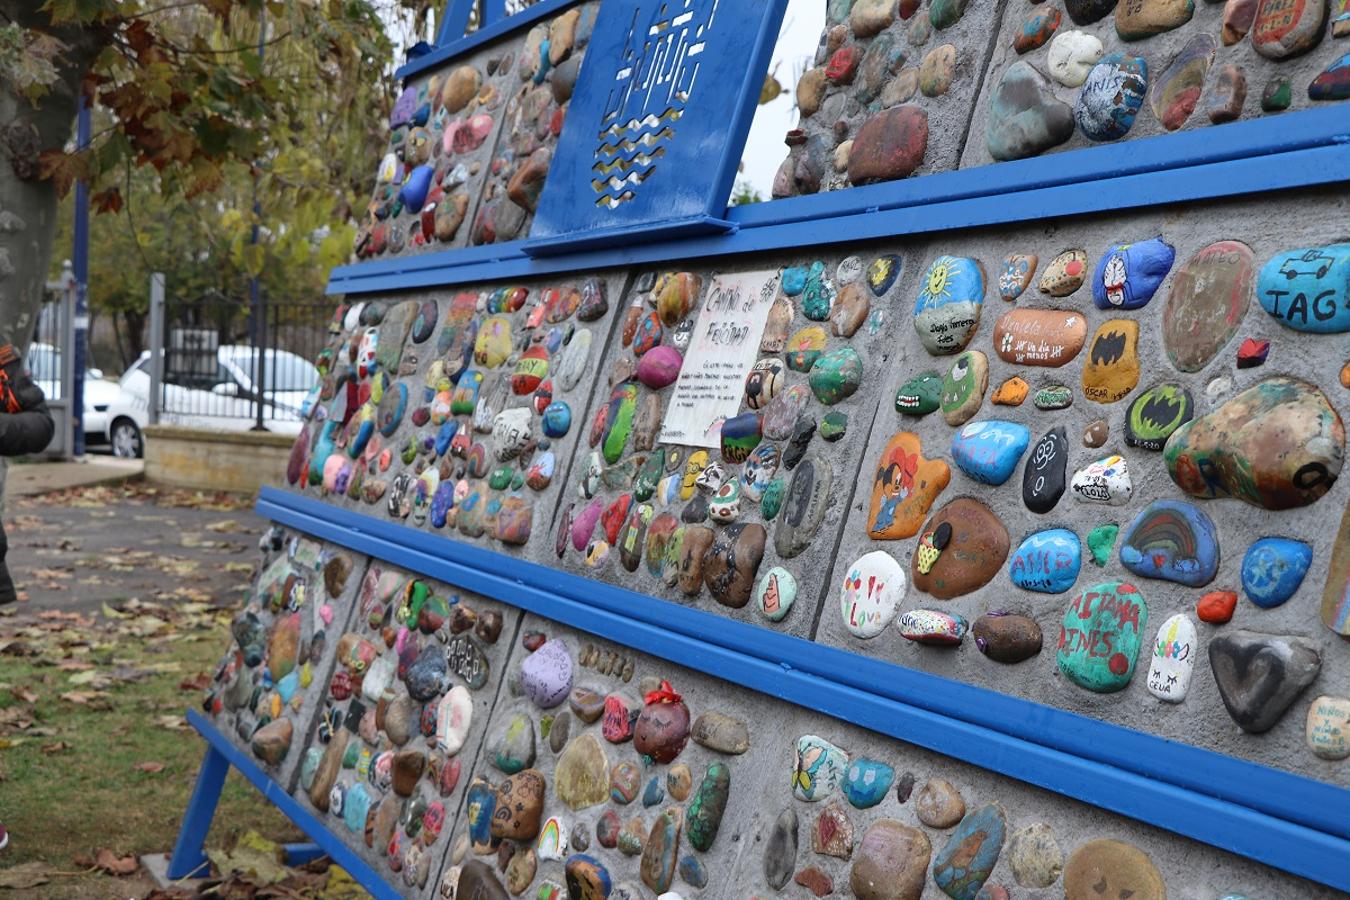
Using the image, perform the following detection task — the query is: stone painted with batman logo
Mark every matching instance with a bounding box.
[1081,319,1139,403]
[1125,383,1193,450]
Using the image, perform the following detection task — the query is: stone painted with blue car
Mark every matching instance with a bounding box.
[1009,528,1081,594]
[1241,537,1313,608]
[1092,236,1175,309]
[1256,244,1350,333]
[843,758,895,809]
[951,420,1031,485]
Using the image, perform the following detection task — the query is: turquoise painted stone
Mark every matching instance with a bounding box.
[543,400,572,438]
[342,782,372,833]
[1057,581,1148,693]
[950,420,1031,486]
[781,264,809,295]
[1092,236,1175,310]
[896,371,942,415]
[800,262,836,321]
[933,804,1006,900]
[808,348,863,405]
[721,411,763,463]
[1009,528,1081,594]
[687,762,730,851]
[914,256,984,355]
[793,734,847,801]
[602,382,639,464]
[1256,244,1350,333]
[756,566,797,622]
[1074,54,1148,141]
[1119,500,1219,587]
[843,758,895,809]
[466,779,498,849]
[761,478,786,520]
[300,747,323,791]
[1087,524,1118,566]
[1241,537,1313,608]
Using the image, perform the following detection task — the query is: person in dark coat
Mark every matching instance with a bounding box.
[0,342,55,606]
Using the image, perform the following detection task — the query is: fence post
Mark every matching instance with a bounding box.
[251,288,267,432]
[148,273,164,427]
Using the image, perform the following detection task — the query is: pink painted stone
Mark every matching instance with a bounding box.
[571,498,603,552]
[1221,0,1259,42]
[636,345,684,390]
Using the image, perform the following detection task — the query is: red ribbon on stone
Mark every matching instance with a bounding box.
[643,679,682,705]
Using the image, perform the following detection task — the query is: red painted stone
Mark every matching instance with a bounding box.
[848,106,928,185]
[1197,590,1238,624]
[826,45,861,83]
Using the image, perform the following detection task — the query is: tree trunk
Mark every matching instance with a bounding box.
[0,4,108,352]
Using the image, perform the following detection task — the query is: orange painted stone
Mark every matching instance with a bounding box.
[992,376,1029,406]
[994,308,1087,367]
[1197,590,1238,624]
[867,432,952,540]
[1081,319,1140,404]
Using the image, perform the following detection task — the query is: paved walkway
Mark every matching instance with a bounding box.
[7,456,144,498]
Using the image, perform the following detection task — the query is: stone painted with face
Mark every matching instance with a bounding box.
[1146,613,1196,702]
[1092,236,1175,309]
[745,358,786,410]
[914,256,985,355]
[867,432,951,540]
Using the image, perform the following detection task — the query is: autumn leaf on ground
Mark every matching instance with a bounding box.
[155,714,190,732]
[9,686,38,703]
[132,761,166,773]
[206,519,241,533]
[0,861,60,889]
[41,740,73,753]
[178,672,211,691]
[59,690,111,706]
[92,848,139,876]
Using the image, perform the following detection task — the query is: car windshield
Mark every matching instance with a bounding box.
[226,349,318,392]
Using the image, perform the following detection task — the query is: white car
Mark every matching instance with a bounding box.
[28,342,147,458]
[119,345,317,438]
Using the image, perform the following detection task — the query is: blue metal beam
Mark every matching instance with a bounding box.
[402,0,585,82]
[255,486,1350,893]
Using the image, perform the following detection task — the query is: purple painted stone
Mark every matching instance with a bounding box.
[572,499,603,551]
[521,639,574,708]
[636,345,684,390]
[390,86,417,128]
[431,482,455,528]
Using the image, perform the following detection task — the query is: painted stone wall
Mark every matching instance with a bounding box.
[773,0,1350,195]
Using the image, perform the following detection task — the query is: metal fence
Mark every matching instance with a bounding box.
[145,276,331,437]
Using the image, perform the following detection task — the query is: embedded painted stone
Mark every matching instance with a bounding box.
[1163,377,1344,510]
[867,432,951,540]
[1071,455,1132,505]
[1119,500,1219,587]
[973,613,1044,663]
[1081,319,1140,403]
[1252,0,1329,58]
[564,855,612,899]
[541,401,572,440]
[840,551,907,640]
[1241,537,1313,608]
[1087,523,1119,566]
[1323,504,1350,636]
[950,420,1031,486]
[993,307,1087,366]
[776,455,832,558]
[493,714,536,774]
[997,254,1037,301]
[831,283,870,337]
[1207,64,1247,122]
[763,808,799,890]
[1262,75,1292,109]
[1039,249,1089,296]
[1309,54,1350,100]
[794,734,848,801]
[702,523,766,608]
[1146,613,1197,702]
[1162,240,1255,372]
[555,733,609,810]
[1074,54,1148,141]
[690,711,749,754]
[1125,383,1193,450]
[558,329,593,391]
[707,481,740,524]
[850,820,931,900]
[912,498,1009,599]
[521,639,573,708]
[1092,237,1175,310]
[1149,34,1214,130]
[636,345,683,390]
[1115,0,1194,39]
[898,609,969,645]
[1015,5,1062,52]
[756,566,797,622]
[1257,244,1350,334]
[631,311,664,357]
[992,376,1028,406]
[655,272,701,326]
[940,351,989,426]
[809,347,863,405]
[1033,385,1072,411]
[914,256,985,355]
[1057,581,1148,692]
[848,105,929,184]
[677,526,715,595]
[786,326,829,372]
[1209,630,1321,732]
[602,382,639,465]
[610,761,641,804]
[720,412,762,464]
[1048,30,1105,85]
[745,358,785,410]
[1197,589,1238,624]
[437,686,473,755]
[842,759,895,810]
[492,769,545,840]
[867,254,902,297]
[820,411,848,442]
[1306,695,1350,759]
[896,371,943,416]
[933,804,1005,900]
[985,62,1075,161]
[640,808,682,894]
[812,800,854,859]
[1237,337,1270,369]
[1064,841,1164,900]
[1009,528,1082,593]
[740,443,780,503]
[686,762,730,851]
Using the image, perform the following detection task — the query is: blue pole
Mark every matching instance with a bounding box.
[250,15,266,432]
[71,98,90,457]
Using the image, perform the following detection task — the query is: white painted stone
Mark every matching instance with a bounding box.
[837,255,864,284]
[557,328,593,391]
[361,653,396,702]
[1306,695,1350,760]
[839,551,907,639]
[1070,454,1132,506]
[1146,614,1197,702]
[1046,30,1104,87]
[436,685,474,755]
[491,406,532,461]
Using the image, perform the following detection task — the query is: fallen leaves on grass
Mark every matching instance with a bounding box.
[41,740,73,753]
[9,686,38,703]
[155,714,190,732]
[132,760,166,773]
[72,848,140,876]
[0,861,62,889]
[206,830,291,885]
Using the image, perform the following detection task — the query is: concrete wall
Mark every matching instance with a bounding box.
[144,425,294,494]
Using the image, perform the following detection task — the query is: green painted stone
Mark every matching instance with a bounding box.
[1261,77,1291,111]
[603,383,639,465]
[342,739,361,768]
[601,457,640,491]
[489,466,513,490]
[930,0,970,28]
[401,436,418,465]
[686,762,730,851]
[761,478,786,520]
[1087,524,1119,566]
[820,411,849,441]
[808,348,863,405]
[635,449,666,502]
[1057,581,1148,693]
[493,713,537,774]
[1033,385,1073,410]
[896,371,942,416]
[510,470,525,490]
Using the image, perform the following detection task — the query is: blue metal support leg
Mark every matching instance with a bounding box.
[166,740,230,879]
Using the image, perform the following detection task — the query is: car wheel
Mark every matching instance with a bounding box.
[110,418,143,459]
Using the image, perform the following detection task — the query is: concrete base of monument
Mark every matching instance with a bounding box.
[144,425,293,494]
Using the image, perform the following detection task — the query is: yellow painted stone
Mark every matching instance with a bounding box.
[1039,249,1088,296]
[992,376,1029,406]
[682,451,709,500]
[1082,319,1140,404]
[473,315,513,369]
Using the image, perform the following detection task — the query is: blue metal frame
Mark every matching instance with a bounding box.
[171,709,404,899]
[256,486,1350,893]
[414,0,585,82]
[327,107,1350,295]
